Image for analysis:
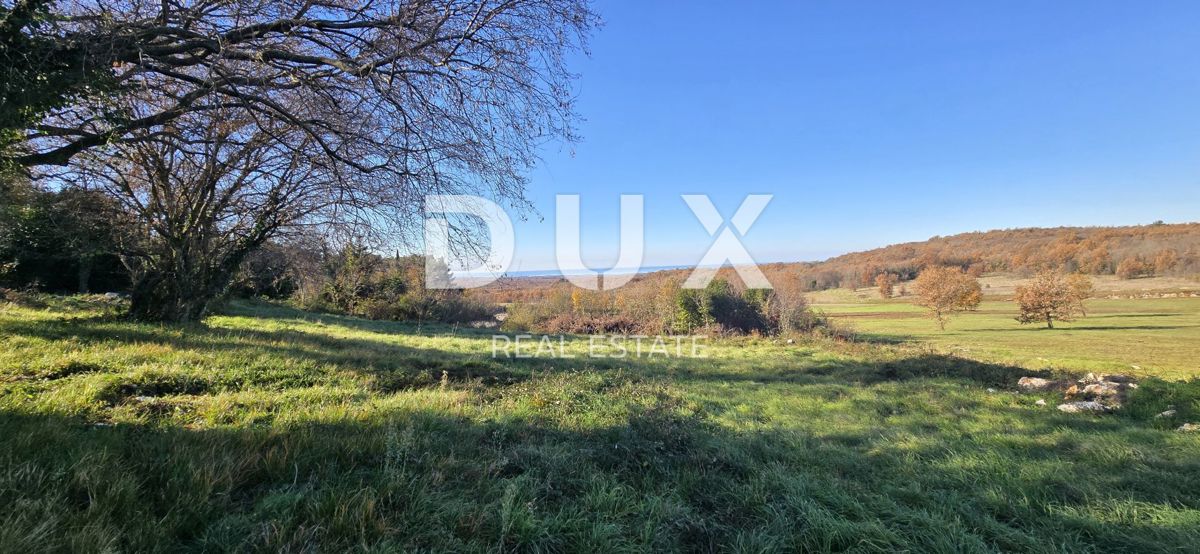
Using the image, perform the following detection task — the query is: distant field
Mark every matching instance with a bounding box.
[817,297,1200,380]
[806,275,1200,304]
[974,274,1200,298]
[2,298,1200,550]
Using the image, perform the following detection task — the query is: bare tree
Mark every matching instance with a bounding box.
[60,112,321,319]
[17,0,596,168]
[912,266,982,330]
[20,0,596,321]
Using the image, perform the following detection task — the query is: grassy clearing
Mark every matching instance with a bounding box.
[819,298,1200,380]
[1,298,1199,551]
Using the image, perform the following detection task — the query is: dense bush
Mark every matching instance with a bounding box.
[1116,256,1155,280]
[229,244,301,299]
[290,244,498,325]
[502,276,831,337]
[0,175,130,293]
[540,312,641,334]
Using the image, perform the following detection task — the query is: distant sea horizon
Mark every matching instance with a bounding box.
[500,264,695,278]
[453,261,801,280]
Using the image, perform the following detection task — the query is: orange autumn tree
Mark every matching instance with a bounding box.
[913,266,982,330]
[1014,270,1085,329]
[1066,273,1095,317]
[874,273,897,298]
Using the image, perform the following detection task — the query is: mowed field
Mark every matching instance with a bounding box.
[2,297,1200,551]
[814,294,1200,381]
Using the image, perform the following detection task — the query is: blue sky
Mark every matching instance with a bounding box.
[503,0,1200,273]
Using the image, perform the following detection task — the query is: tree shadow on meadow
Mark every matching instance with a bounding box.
[1,387,1197,553]
[1087,313,1180,319]
[0,304,1060,399]
[3,305,1198,550]
[0,313,536,391]
[974,325,1197,332]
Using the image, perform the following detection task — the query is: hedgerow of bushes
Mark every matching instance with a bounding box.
[289,245,497,325]
[502,277,838,337]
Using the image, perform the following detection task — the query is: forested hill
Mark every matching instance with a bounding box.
[760,222,1200,290]
[477,222,1200,303]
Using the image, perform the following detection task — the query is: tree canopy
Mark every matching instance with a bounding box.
[912,265,982,330]
[4,0,597,320]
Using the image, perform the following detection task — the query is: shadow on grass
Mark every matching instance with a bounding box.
[2,390,1198,552]
[221,299,494,337]
[844,332,918,345]
[4,303,1200,550]
[975,325,1197,332]
[0,309,1051,396]
[0,314,540,391]
[1087,313,1180,319]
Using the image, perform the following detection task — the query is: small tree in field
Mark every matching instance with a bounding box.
[1014,270,1081,329]
[1066,273,1095,317]
[913,266,982,330]
[874,273,896,299]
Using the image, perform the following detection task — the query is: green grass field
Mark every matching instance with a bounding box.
[2,298,1200,551]
[818,298,1200,381]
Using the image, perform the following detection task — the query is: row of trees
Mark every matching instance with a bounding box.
[909,265,1096,330]
[2,0,598,322]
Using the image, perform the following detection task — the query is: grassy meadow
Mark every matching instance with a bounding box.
[816,296,1200,381]
[2,296,1200,552]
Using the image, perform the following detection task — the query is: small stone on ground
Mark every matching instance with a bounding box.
[1057,401,1110,414]
[1017,377,1056,391]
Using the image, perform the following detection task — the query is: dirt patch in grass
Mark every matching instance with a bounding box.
[41,360,109,380]
[95,373,214,405]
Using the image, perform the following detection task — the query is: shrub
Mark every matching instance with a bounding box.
[499,276,833,338]
[1116,257,1154,280]
[541,313,640,334]
[874,273,896,298]
[500,301,546,333]
[671,288,706,333]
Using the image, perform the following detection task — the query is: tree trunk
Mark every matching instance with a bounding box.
[77,257,92,293]
[127,271,214,323]
[126,242,257,323]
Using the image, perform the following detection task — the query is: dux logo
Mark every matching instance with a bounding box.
[424,194,773,290]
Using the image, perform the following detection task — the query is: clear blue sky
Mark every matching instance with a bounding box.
[505,0,1200,273]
